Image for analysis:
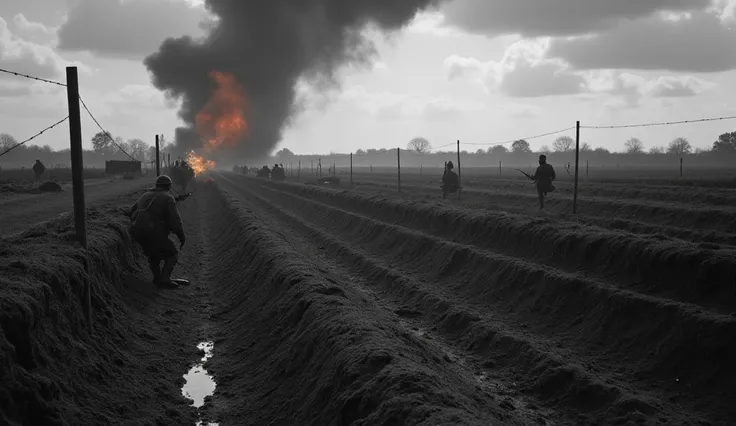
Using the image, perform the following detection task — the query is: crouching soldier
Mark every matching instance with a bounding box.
[126,175,187,288]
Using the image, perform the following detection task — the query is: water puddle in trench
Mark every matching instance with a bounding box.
[182,341,218,426]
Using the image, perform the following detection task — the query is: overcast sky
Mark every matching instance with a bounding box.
[1,0,735,155]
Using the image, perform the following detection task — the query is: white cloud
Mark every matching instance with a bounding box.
[405,11,465,38]
[11,13,57,45]
[0,15,90,85]
[444,39,587,97]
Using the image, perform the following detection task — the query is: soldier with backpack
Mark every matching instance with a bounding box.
[126,175,187,288]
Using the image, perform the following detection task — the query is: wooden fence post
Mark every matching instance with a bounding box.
[66,66,90,330]
[397,148,401,192]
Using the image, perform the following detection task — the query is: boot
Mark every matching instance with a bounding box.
[148,258,161,285]
[158,257,179,288]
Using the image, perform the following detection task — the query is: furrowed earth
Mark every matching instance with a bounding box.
[1,168,734,425]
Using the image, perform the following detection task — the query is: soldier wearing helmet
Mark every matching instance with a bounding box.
[126,175,187,288]
[441,160,459,199]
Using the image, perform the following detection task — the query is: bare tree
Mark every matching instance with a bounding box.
[489,145,509,155]
[126,138,149,160]
[580,142,592,152]
[511,139,531,153]
[624,137,644,154]
[407,137,432,153]
[668,137,692,156]
[648,146,665,154]
[552,136,574,152]
[539,144,550,153]
[1,133,18,151]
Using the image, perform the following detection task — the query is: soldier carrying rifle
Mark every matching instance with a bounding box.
[518,154,556,210]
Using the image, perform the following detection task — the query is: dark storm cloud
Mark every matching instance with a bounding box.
[440,0,711,37]
[547,11,736,73]
[144,0,444,159]
[57,0,207,59]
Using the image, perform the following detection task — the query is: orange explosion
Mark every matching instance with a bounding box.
[186,151,215,176]
[195,71,249,152]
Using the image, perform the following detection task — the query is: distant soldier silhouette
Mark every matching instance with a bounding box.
[531,155,556,210]
[126,175,187,288]
[441,161,460,199]
[32,160,45,181]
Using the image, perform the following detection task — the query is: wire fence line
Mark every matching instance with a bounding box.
[0,67,67,87]
[0,116,70,158]
[1,66,138,161]
[3,66,736,165]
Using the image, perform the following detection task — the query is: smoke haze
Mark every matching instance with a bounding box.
[144,0,444,160]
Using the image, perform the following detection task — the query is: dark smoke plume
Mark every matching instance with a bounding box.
[144,0,444,160]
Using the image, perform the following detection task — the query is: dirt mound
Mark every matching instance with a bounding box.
[235,177,736,424]
[199,181,529,425]
[38,181,63,192]
[0,207,197,425]
[0,181,63,194]
[278,180,736,309]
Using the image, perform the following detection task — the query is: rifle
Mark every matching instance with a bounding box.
[515,168,535,181]
[174,192,192,202]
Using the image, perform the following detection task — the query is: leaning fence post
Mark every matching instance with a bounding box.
[66,66,90,330]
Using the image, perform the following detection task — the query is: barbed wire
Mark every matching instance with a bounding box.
[0,67,66,87]
[462,127,576,147]
[78,95,137,161]
[582,115,736,129]
[0,116,69,158]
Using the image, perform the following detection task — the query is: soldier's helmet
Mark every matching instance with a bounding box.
[446,161,454,170]
[155,175,173,188]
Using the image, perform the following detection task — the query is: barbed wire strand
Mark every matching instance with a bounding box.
[78,95,137,161]
[462,127,577,147]
[0,116,69,158]
[582,115,736,129]
[0,67,67,87]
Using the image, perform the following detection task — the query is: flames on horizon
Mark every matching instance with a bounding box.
[186,70,250,174]
[186,151,216,176]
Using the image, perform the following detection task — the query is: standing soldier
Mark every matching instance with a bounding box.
[126,175,187,288]
[531,154,556,210]
[32,159,45,181]
[441,161,460,199]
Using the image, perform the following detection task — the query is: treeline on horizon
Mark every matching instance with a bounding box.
[1,130,735,169]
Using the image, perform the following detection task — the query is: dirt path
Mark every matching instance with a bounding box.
[205,173,734,425]
[0,178,152,236]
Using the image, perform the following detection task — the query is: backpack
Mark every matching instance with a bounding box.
[129,194,162,240]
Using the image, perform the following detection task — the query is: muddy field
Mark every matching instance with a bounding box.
[1,170,734,425]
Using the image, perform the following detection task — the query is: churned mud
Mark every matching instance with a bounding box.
[2,173,734,425]
[196,173,734,425]
[0,187,207,425]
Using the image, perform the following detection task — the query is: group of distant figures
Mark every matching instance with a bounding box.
[441,154,556,210]
[170,157,195,191]
[231,155,556,210]
[233,164,286,181]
